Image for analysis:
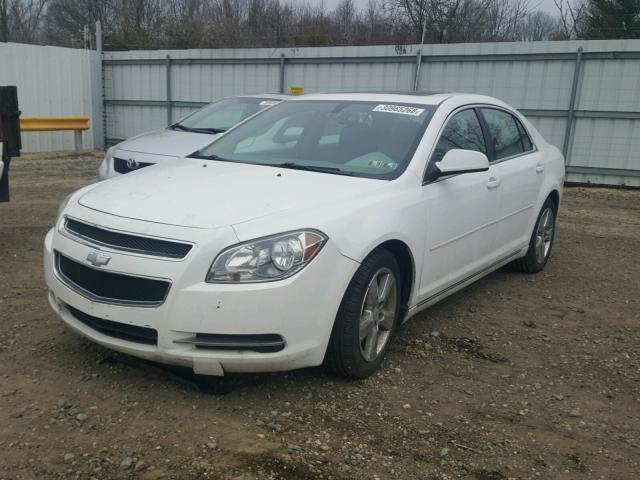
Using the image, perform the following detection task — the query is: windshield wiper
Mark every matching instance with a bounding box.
[275,162,353,176]
[188,153,234,162]
[170,124,226,134]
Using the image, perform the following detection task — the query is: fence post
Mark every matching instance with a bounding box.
[413,50,422,92]
[562,47,583,163]
[166,54,172,125]
[74,130,82,152]
[279,53,286,94]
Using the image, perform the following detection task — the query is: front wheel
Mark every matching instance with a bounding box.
[325,249,401,379]
[513,198,556,273]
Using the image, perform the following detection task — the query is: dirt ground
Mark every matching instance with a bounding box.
[1,155,639,480]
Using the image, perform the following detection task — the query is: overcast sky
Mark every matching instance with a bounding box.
[322,0,559,15]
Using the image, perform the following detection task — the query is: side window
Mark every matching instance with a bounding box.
[480,108,526,160]
[516,119,534,152]
[431,109,487,164]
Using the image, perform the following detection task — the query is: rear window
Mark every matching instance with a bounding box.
[480,108,527,160]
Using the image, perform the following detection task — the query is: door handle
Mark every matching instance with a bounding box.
[487,177,501,189]
[536,163,545,173]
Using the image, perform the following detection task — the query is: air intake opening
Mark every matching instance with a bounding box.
[65,218,192,259]
[56,251,170,306]
[67,305,158,346]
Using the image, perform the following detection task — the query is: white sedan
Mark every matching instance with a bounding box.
[45,93,564,379]
[98,94,287,180]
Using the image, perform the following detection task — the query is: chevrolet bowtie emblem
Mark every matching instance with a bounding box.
[86,251,111,267]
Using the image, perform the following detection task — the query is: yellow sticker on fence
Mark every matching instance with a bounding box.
[289,86,304,95]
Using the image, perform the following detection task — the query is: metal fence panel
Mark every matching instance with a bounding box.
[5,37,638,186]
[100,40,640,186]
[285,61,416,93]
[0,42,98,152]
[3,38,640,186]
[172,63,281,101]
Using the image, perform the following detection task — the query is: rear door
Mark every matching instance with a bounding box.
[479,108,541,257]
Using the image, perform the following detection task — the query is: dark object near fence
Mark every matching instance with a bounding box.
[0,86,22,202]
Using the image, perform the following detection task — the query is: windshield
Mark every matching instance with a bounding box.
[173,97,281,133]
[194,100,435,179]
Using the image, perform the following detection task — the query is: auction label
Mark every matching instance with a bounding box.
[373,104,425,116]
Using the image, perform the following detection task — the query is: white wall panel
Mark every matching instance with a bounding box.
[0,42,98,152]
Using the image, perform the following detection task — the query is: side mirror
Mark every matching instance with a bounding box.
[428,149,489,181]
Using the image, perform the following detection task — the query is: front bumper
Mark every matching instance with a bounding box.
[44,211,358,375]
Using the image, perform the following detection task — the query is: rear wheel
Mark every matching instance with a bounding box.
[513,197,556,273]
[325,249,401,379]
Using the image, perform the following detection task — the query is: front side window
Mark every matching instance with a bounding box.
[431,109,487,164]
[172,97,280,134]
[194,101,436,179]
[480,108,528,160]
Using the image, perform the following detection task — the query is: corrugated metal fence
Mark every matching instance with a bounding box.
[0,42,101,152]
[2,38,638,186]
[103,40,640,187]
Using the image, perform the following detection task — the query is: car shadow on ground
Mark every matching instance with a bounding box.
[90,266,521,395]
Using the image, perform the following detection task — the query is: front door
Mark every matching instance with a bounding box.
[418,108,501,303]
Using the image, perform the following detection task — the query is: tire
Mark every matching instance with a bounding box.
[513,197,557,273]
[324,248,401,379]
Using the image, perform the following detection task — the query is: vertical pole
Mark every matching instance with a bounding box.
[96,20,103,54]
[562,47,583,163]
[413,12,428,92]
[95,20,105,150]
[279,53,286,94]
[166,54,172,125]
[413,50,422,92]
[74,130,82,152]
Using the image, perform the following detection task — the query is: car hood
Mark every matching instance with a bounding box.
[78,158,386,229]
[116,128,218,157]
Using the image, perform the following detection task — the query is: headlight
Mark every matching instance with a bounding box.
[98,148,114,180]
[206,230,327,283]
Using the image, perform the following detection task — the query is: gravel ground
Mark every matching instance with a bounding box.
[1,155,639,480]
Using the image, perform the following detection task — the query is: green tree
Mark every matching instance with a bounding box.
[583,0,640,38]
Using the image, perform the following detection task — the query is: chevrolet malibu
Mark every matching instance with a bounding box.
[98,94,286,180]
[45,93,564,379]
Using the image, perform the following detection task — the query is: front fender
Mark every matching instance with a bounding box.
[231,176,426,305]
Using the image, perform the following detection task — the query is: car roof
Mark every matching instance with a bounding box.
[285,92,504,107]
[234,93,290,100]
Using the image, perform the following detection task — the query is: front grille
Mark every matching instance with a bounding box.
[65,218,192,259]
[113,157,153,174]
[56,252,170,307]
[174,333,286,353]
[67,305,158,345]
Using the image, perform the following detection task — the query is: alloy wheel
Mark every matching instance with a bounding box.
[359,267,397,362]
[535,207,555,263]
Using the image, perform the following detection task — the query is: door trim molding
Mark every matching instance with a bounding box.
[409,248,523,314]
[430,204,533,252]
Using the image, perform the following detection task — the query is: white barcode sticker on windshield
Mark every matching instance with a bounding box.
[373,104,425,116]
[259,100,279,106]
